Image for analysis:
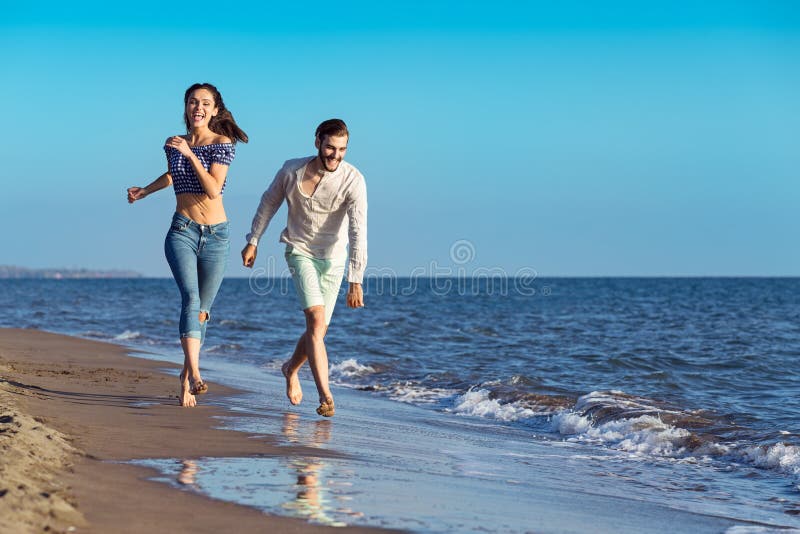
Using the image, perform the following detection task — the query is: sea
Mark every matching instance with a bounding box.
[2,277,800,533]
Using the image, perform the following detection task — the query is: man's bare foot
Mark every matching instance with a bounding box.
[316,396,335,417]
[282,362,303,405]
[179,372,197,407]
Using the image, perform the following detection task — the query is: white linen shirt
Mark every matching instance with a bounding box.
[246,156,368,283]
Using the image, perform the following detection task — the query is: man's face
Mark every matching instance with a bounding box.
[316,134,348,172]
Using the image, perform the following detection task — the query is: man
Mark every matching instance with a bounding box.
[242,119,367,417]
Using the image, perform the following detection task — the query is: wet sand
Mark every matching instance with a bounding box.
[1,328,779,534]
[0,328,389,534]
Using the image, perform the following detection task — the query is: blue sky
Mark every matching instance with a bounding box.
[1,1,798,276]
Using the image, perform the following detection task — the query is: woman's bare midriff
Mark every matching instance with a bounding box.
[176,193,227,225]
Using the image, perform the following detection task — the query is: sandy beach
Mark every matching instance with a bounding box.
[2,325,793,533]
[0,328,388,534]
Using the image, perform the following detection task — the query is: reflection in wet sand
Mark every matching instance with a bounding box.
[177,459,199,486]
[282,411,331,448]
[280,412,362,526]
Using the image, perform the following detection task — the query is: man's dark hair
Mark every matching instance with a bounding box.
[315,119,349,141]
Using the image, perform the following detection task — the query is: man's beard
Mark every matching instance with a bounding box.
[318,148,341,172]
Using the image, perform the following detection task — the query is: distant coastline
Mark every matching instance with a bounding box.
[0,266,142,279]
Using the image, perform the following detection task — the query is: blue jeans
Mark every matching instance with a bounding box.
[164,212,230,343]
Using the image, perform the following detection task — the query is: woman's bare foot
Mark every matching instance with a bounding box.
[179,371,197,407]
[282,362,303,405]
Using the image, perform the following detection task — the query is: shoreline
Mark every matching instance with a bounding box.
[0,328,389,533]
[1,327,794,533]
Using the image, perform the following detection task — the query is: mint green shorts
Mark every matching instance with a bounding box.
[285,245,346,325]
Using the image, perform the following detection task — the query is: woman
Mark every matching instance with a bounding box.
[127,82,248,407]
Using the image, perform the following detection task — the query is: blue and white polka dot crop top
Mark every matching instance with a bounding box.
[165,143,236,195]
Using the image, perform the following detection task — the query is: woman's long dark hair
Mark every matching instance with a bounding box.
[183,83,248,144]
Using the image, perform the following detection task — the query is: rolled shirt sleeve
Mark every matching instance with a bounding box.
[346,175,368,283]
[246,166,287,246]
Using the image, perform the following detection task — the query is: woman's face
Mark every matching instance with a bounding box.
[185,88,218,129]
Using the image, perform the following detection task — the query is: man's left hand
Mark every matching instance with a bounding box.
[347,283,364,308]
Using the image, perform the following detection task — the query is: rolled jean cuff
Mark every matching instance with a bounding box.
[180,331,202,340]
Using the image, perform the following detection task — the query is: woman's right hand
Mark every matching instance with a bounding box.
[127,187,148,204]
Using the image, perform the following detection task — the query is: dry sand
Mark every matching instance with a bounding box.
[0,328,390,534]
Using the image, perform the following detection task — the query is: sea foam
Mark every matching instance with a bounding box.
[387,383,458,404]
[554,411,694,457]
[113,330,141,340]
[739,442,800,476]
[329,358,376,379]
[451,389,542,422]
[552,391,800,483]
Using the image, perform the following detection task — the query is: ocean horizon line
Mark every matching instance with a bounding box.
[4,274,799,280]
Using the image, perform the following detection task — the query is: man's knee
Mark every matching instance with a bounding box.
[304,306,326,337]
